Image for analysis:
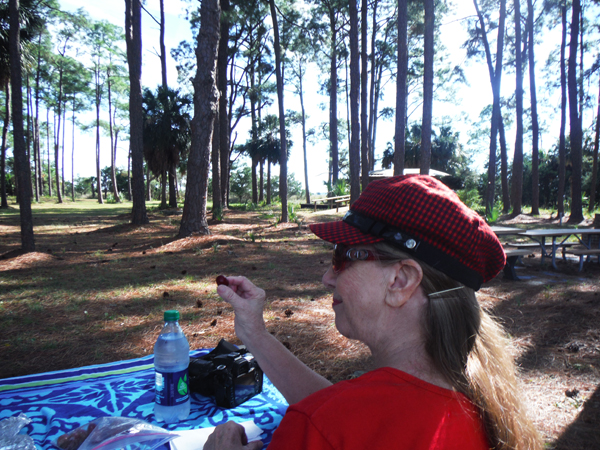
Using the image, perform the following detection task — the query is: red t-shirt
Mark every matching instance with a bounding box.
[268,367,489,449]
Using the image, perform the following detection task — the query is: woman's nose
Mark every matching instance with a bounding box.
[322,265,336,288]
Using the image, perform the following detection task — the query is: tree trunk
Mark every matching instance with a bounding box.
[159,0,167,88]
[46,109,51,197]
[567,0,583,223]
[34,32,42,198]
[510,0,524,215]
[108,69,120,202]
[557,2,567,217]
[259,159,264,202]
[160,170,167,208]
[527,0,539,215]
[589,75,600,212]
[267,161,271,205]
[168,167,177,207]
[61,106,66,197]
[9,0,35,251]
[420,0,434,175]
[125,0,150,225]
[125,0,149,224]
[499,115,510,211]
[269,0,288,222]
[71,100,76,201]
[394,0,408,175]
[298,60,310,204]
[178,0,221,238]
[360,0,369,190]
[218,0,230,210]
[251,155,258,204]
[474,0,506,214]
[55,70,64,203]
[1,82,10,208]
[349,0,360,203]
[367,0,379,170]
[212,107,222,218]
[329,7,339,184]
[26,74,34,200]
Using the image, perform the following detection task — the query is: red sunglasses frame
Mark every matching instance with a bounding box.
[331,244,395,274]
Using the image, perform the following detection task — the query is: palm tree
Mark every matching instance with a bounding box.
[142,86,191,209]
[0,0,45,210]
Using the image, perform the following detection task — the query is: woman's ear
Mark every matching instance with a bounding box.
[385,259,423,308]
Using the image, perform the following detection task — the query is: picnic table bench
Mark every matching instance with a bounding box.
[312,194,350,212]
[503,249,531,281]
[562,247,600,271]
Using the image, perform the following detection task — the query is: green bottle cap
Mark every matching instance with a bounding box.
[164,310,179,321]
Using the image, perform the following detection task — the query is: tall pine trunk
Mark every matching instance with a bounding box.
[218,0,230,210]
[589,75,600,212]
[511,0,524,215]
[394,0,408,175]
[557,2,567,217]
[567,0,583,223]
[55,70,64,203]
[1,82,9,208]
[125,0,149,224]
[348,0,360,203]
[329,7,339,184]
[9,0,35,251]
[298,59,310,204]
[179,0,221,237]
[269,0,288,221]
[360,0,369,190]
[527,0,539,215]
[420,0,434,174]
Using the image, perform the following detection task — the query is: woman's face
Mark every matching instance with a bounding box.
[322,247,394,345]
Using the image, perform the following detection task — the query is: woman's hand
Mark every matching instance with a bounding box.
[204,422,263,450]
[216,276,267,342]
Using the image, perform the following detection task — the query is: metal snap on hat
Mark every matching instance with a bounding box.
[309,175,506,291]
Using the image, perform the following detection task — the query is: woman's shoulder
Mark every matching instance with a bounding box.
[292,367,476,415]
[282,368,488,450]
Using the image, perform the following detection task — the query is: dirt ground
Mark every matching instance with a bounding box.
[0,204,599,449]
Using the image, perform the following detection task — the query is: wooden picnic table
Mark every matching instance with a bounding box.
[518,228,600,270]
[312,194,350,212]
[491,226,524,236]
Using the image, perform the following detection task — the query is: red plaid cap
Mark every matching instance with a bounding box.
[309,175,505,290]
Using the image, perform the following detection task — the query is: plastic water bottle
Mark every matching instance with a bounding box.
[154,310,190,423]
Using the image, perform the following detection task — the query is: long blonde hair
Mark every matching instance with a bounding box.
[373,243,542,450]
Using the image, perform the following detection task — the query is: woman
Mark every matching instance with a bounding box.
[206,175,542,450]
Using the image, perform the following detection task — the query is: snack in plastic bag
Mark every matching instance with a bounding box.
[54,417,178,450]
[0,413,36,450]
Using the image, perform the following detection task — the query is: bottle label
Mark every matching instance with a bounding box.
[155,369,189,407]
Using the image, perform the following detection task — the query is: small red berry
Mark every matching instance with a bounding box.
[216,275,229,286]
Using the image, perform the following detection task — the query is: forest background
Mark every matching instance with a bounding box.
[2,0,600,248]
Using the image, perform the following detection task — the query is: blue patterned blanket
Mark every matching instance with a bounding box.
[0,350,288,450]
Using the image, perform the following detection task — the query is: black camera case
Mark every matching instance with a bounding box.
[188,339,263,408]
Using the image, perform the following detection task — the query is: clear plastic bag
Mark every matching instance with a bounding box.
[54,417,178,450]
[0,413,36,450]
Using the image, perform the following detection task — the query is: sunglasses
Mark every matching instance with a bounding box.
[331,244,394,274]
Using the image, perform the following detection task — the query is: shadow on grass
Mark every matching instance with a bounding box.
[550,383,600,450]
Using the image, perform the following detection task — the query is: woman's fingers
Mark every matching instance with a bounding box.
[204,422,263,450]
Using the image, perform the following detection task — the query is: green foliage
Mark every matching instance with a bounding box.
[486,206,500,224]
[323,179,349,197]
[456,187,483,212]
[229,164,253,203]
[142,86,192,179]
[288,203,298,222]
